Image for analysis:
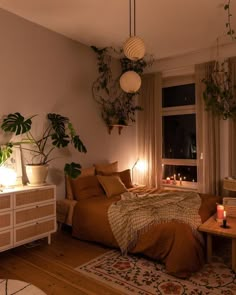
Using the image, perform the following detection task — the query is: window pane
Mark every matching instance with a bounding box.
[162,114,196,159]
[162,83,195,107]
[163,165,197,182]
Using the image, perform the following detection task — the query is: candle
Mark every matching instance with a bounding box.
[179,177,182,185]
[223,210,227,228]
[166,177,170,184]
[217,204,224,220]
[173,174,176,184]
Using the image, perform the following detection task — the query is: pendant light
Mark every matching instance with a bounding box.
[123,0,145,61]
[119,70,141,93]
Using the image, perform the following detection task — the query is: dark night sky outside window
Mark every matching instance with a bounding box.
[162,84,195,107]
[162,114,196,159]
[162,82,197,183]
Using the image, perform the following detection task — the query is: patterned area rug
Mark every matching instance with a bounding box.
[75,250,236,295]
[0,279,46,294]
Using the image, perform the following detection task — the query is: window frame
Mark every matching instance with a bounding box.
[161,76,197,190]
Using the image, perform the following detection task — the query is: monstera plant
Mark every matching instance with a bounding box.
[0,112,87,184]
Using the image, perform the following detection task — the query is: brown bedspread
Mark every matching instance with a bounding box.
[72,191,221,277]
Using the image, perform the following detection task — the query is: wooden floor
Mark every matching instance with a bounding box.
[0,227,122,295]
[0,227,231,295]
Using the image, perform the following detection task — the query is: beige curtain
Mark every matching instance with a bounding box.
[136,73,162,187]
[195,62,221,195]
[228,57,236,177]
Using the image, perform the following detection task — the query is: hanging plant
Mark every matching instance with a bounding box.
[224,0,236,40]
[202,59,236,119]
[91,46,153,126]
[202,2,236,120]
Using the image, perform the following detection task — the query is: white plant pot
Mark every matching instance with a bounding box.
[25,164,49,186]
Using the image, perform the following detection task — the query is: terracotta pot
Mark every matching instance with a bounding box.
[25,164,49,186]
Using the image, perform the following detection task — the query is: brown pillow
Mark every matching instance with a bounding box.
[99,169,133,189]
[65,167,96,200]
[97,175,127,198]
[117,169,133,189]
[70,175,104,201]
[94,161,118,175]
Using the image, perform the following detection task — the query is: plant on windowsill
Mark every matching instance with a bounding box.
[0,112,87,185]
[91,46,153,131]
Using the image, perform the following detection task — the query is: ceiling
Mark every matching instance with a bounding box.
[0,0,235,60]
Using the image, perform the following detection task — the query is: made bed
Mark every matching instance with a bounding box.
[57,162,221,278]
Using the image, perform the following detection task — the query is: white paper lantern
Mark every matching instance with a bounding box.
[123,36,145,61]
[119,71,141,93]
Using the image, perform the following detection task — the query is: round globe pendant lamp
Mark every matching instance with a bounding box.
[123,36,145,61]
[123,0,145,61]
[119,71,141,93]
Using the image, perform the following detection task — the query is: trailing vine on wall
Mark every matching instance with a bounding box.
[224,0,236,40]
[202,1,236,119]
[91,46,153,127]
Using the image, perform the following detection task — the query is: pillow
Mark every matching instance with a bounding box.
[65,166,96,200]
[97,175,127,198]
[70,175,104,201]
[117,169,133,189]
[80,166,96,176]
[99,169,133,189]
[94,161,118,175]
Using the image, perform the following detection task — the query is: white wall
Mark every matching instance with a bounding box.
[0,9,137,198]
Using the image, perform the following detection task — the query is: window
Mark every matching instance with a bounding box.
[161,78,197,189]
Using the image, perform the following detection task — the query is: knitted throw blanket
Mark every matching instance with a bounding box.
[108,191,203,254]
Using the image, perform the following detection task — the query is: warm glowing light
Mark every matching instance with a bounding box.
[119,71,141,93]
[0,166,17,187]
[135,159,147,172]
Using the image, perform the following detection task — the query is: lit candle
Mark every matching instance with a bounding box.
[217,204,224,221]
[179,177,182,185]
[166,177,170,184]
[173,174,176,184]
[223,210,227,228]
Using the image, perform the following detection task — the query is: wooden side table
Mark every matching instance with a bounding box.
[199,215,236,272]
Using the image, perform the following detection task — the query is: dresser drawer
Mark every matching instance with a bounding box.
[15,203,55,226]
[14,188,55,208]
[0,229,13,251]
[0,194,12,211]
[14,218,56,245]
[0,211,13,230]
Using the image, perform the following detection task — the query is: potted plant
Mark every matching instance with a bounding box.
[0,112,87,185]
[91,46,153,130]
[202,59,236,119]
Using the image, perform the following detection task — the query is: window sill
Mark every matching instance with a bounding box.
[161,181,198,191]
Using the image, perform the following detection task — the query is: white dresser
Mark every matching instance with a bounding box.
[0,184,56,252]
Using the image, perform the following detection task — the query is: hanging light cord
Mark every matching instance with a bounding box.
[134,0,136,36]
[129,0,136,37]
[129,0,131,37]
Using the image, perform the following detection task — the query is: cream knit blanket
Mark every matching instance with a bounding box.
[108,191,203,254]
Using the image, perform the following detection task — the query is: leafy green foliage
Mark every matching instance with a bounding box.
[91,46,152,126]
[0,112,87,178]
[0,143,13,166]
[72,135,87,153]
[64,162,82,178]
[1,112,33,135]
[202,60,236,119]
[224,0,236,40]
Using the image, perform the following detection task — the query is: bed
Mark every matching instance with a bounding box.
[58,163,221,278]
